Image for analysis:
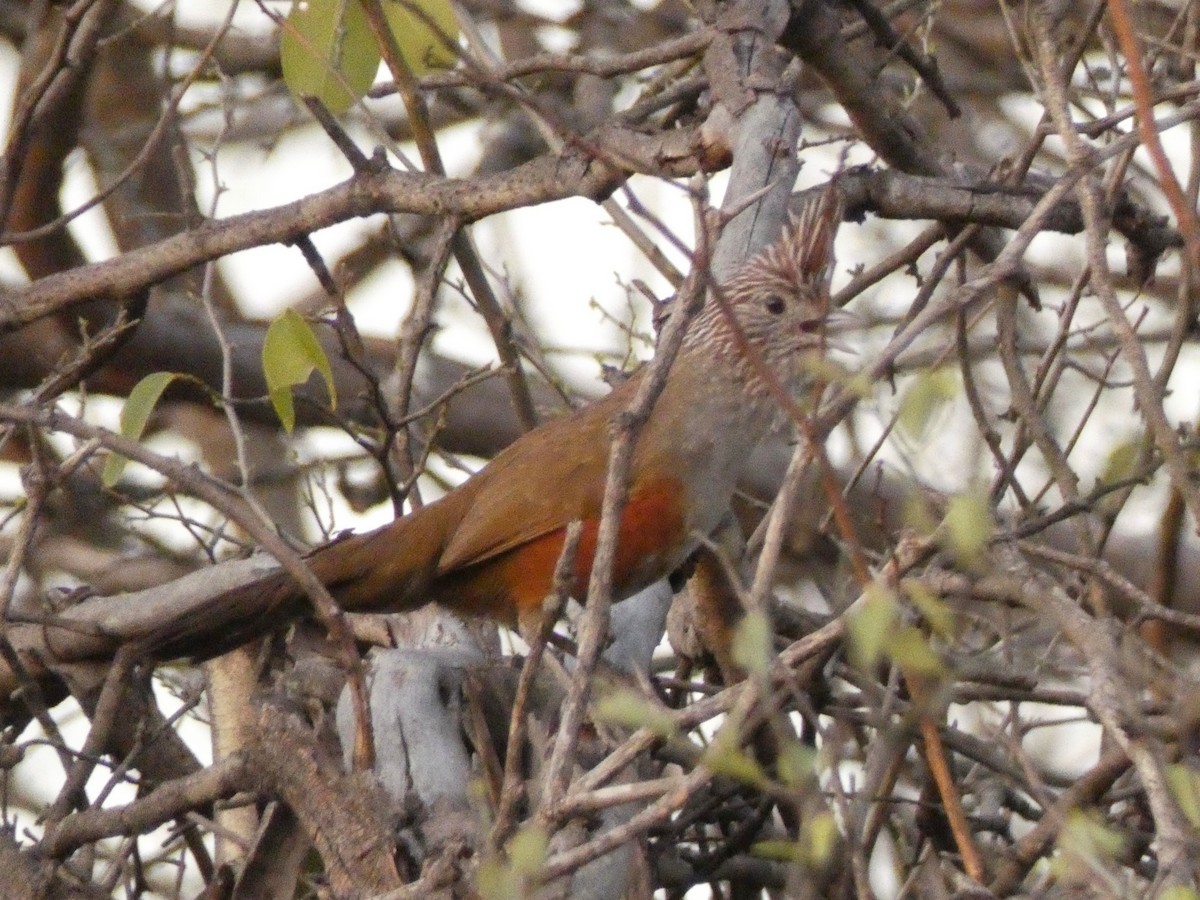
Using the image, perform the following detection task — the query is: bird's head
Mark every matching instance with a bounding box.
[691,187,844,372]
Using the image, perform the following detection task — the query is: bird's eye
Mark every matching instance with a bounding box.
[763,295,786,315]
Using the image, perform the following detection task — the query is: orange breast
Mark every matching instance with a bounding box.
[431,475,688,626]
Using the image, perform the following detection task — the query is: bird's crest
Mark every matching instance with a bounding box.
[751,185,842,304]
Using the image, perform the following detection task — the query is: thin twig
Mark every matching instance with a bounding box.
[537,188,713,812]
[491,521,583,849]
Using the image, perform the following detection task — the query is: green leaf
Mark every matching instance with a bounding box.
[841,369,874,398]
[280,0,381,114]
[1095,434,1145,514]
[1096,435,1142,488]
[903,580,956,638]
[703,729,769,788]
[800,809,839,866]
[847,583,898,669]
[902,489,939,537]
[800,356,869,395]
[887,626,945,678]
[381,0,459,74]
[262,308,337,432]
[102,372,180,487]
[898,368,958,440]
[731,610,772,678]
[476,825,548,900]
[594,689,677,738]
[1167,763,1200,828]
[941,491,993,571]
[752,811,837,867]
[507,825,548,876]
[475,858,519,900]
[1054,810,1125,873]
[775,739,817,787]
[751,839,804,862]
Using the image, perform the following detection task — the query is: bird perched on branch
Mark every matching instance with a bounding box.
[241,189,843,636]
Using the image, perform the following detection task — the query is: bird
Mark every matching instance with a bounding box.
[240,190,842,638]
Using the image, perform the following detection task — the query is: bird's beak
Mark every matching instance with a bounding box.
[818,306,860,355]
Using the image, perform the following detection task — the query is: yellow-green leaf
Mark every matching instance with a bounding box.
[476,824,548,900]
[903,580,956,638]
[381,0,459,74]
[1055,809,1125,868]
[475,857,519,900]
[941,491,993,571]
[262,308,337,432]
[732,610,772,678]
[703,729,769,788]
[847,583,898,669]
[752,811,837,867]
[898,367,958,440]
[280,0,380,114]
[887,626,945,678]
[1096,435,1142,488]
[1095,434,1145,514]
[902,489,940,537]
[841,368,873,398]
[594,689,677,738]
[507,825,548,876]
[775,739,817,787]
[1167,763,1200,828]
[801,356,868,396]
[102,372,180,487]
[799,809,839,866]
[751,839,804,862]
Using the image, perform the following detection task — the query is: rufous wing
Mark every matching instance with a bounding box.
[434,384,628,574]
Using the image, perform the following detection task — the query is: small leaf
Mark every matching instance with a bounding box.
[731,610,772,678]
[799,809,839,866]
[801,356,868,396]
[841,369,874,398]
[941,491,993,571]
[898,368,958,440]
[262,308,337,432]
[903,580,956,638]
[103,372,180,487]
[902,489,939,537]
[1167,763,1200,828]
[847,583,898,669]
[1055,810,1125,870]
[751,839,804,862]
[1096,435,1142,488]
[268,378,297,434]
[280,0,380,114]
[887,626,945,678]
[594,689,677,738]
[1095,434,1145,514]
[703,729,769,788]
[753,811,838,867]
[381,0,459,74]
[475,859,519,900]
[507,825,548,876]
[476,824,548,900]
[775,739,817,787]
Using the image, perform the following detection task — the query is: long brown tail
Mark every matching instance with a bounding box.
[147,493,467,661]
[305,490,469,611]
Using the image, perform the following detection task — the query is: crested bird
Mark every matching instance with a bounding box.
[221,190,842,640]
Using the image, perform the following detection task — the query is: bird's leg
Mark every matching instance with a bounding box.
[679,515,750,685]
